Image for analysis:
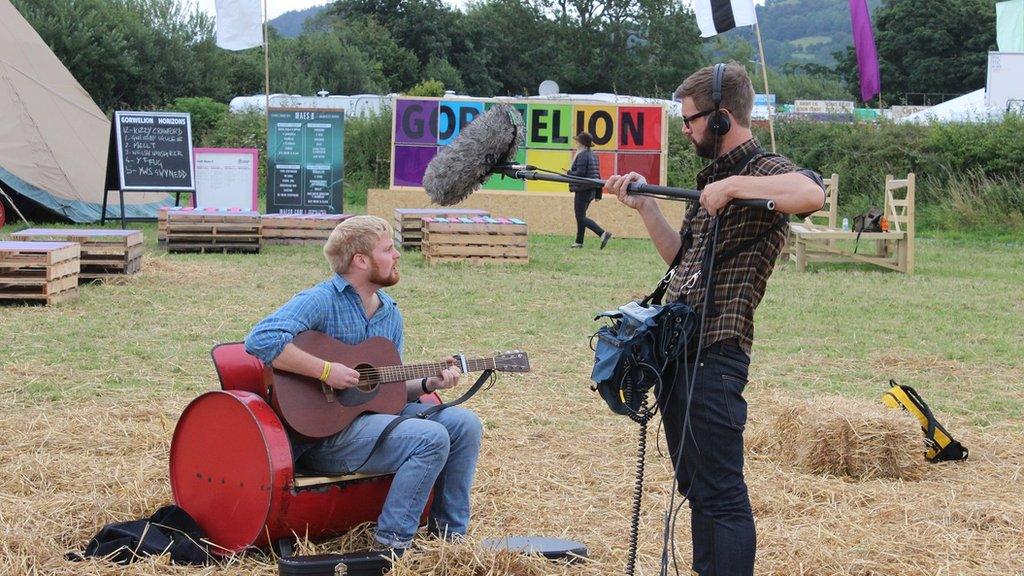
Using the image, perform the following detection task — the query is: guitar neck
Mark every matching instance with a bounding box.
[362,357,496,384]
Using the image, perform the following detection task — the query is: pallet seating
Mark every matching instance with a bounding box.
[261,213,352,245]
[393,208,489,250]
[11,228,142,280]
[0,241,80,305]
[165,208,262,254]
[422,217,528,264]
[157,207,169,244]
[790,174,915,274]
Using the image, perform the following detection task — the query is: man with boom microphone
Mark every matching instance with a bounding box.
[605,62,825,576]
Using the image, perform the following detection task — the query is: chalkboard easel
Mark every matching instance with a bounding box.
[101,111,196,228]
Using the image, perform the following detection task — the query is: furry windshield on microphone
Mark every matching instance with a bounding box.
[423,103,523,206]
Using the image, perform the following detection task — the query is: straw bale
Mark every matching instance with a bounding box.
[748,394,928,481]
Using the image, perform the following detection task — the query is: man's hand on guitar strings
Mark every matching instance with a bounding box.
[426,357,462,391]
[325,362,361,390]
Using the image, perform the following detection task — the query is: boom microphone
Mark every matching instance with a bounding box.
[422,102,775,211]
[423,103,523,206]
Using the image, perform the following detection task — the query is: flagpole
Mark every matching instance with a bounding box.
[753,22,777,153]
[263,0,270,119]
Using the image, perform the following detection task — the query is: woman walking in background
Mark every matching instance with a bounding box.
[567,132,612,249]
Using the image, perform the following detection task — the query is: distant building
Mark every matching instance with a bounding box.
[230,93,391,117]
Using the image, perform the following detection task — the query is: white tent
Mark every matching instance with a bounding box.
[0,0,170,222]
[899,89,1003,124]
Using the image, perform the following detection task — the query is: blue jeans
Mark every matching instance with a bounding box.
[298,403,483,548]
[656,338,755,576]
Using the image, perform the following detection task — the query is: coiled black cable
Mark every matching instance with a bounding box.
[623,365,657,576]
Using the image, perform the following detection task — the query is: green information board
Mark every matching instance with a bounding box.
[267,108,345,214]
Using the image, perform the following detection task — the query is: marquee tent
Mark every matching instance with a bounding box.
[899,89,1004,124]
[0,0,171,223]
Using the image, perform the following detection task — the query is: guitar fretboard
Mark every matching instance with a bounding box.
[356,357,497,385]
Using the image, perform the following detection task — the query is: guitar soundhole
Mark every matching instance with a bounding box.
[354,363,378,393]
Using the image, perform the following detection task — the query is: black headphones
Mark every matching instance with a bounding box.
[708,63,732,137]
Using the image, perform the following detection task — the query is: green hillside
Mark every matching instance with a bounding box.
[748,0,885,67]
[269,4,329,38]
[269,0,882,69]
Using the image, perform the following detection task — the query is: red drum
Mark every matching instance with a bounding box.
[169,390,401,555]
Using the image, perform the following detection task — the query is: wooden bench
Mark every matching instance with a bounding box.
[782,173,838,261]
[790,173,915,274]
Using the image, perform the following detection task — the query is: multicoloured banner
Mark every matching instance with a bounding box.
[390,97,667,192]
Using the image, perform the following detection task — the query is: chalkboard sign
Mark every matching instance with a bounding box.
[111,111,195,191]
[267,108,344,214]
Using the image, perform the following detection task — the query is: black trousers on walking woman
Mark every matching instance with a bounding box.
[573,190,605,244]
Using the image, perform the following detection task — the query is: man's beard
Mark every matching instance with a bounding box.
[692,134,719,159]
[369,259,399,287]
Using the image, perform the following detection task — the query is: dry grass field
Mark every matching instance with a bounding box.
[1,225,1022,576]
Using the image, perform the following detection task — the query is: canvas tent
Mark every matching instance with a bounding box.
[0,0,171,223]
[899,89,1004,124]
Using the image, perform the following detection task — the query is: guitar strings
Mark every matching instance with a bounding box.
[350,359,497,384]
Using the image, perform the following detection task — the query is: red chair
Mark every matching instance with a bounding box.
[169,343,440,555]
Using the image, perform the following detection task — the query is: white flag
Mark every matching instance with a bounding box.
[215,0,264,51]
[694,0,758,38]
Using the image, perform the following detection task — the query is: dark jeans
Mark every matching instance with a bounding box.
[656,338,755,576]
[573,190,604,243]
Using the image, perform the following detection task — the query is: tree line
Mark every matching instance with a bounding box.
[12,0,1001,113]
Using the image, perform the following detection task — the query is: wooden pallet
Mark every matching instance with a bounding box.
[393,208,489,250]
[157,207,169,243]
[262,213,352,244]
[423,244,528,257]
[166,243,261,254]
[421,217,528,265]
[166,209,262,253]
[423,255,528,265]
[0,241,80,304]
[11,228,143,280]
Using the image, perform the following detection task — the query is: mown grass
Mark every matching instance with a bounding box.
[2,222,1021,426]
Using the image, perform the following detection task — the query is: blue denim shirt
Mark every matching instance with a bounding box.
[244,275,405,461]
[245,274,405,365]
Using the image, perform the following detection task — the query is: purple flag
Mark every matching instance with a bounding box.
[849,0,881,102]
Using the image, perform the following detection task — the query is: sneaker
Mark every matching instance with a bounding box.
[570,243,583,248]
[368,543,407,559]
[600,231,613,250]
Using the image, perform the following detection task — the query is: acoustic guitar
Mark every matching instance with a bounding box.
[267,331,530,439]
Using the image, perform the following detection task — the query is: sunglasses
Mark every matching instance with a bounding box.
[682,108,715,129]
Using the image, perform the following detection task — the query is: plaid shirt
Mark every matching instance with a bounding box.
[665,137,824,354]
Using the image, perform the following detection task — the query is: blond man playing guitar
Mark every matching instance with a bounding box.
[245,215,482,554]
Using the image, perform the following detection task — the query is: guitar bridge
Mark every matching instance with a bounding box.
[321,381,335,402]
